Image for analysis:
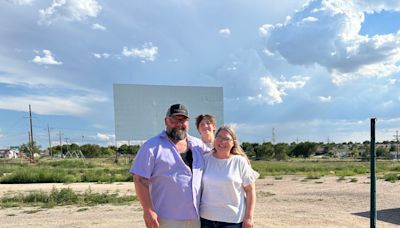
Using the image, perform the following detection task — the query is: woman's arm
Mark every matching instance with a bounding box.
[243,182,256,228]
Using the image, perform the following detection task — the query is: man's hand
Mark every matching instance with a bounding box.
[143,209,159,228]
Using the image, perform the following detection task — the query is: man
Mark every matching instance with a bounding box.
[130,104,206,228]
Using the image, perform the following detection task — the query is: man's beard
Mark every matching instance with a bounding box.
[167,126,187,141]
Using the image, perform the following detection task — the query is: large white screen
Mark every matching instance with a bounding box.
[113,84,223,142]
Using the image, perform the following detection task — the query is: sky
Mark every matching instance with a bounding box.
[1,0,400,148]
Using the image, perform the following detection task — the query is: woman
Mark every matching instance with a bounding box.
[195,114,217,151]
[200,125,257,228]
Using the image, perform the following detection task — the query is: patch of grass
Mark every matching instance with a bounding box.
[305,173,322,180]
[23,209,43,214]
[0,187,137,208]
[273,176,283,180]
[0,159,132,184]
[77,207,89,212]
[349,178,358,183]
[257,191,275,197]
[383,173,400,183]
[2,158,400,183]
[250,160,400,182]
[337,176,346,182]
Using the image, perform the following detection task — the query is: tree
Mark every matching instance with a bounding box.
[20,141,41,158]
[80,144,102,158]
[274,143,289,160]
[350,147,360,158]
[100,147,115,157]
[376,146,390,158]
[290,142,317,158]
[118,144,130,154]
[255,142,274,160]
[118,144,140,155]
[241,142,256,158]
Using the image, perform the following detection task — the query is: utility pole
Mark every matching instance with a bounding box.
[81,135,85,145]
[64,138,70,156]
[28,131,31,148]
[272,127,276,145]
[57,131,63,157]
[29,104,34,159]
[394,130,399,160]
[47,124,52,158]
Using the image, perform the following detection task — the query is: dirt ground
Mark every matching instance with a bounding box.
[1,175,399,228]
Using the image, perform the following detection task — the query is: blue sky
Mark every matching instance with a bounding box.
[1,0,400,148]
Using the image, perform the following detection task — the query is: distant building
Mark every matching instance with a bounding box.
[0,149,19,159]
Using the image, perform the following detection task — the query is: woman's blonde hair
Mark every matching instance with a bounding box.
[215,125,249,162]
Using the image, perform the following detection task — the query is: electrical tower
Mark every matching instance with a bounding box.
[394,130,399,160]
[272,127,276,144]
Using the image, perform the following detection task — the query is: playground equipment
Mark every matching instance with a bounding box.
[17,151,37,164]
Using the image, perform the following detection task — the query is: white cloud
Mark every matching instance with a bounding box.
[32,50,62,65]
[218,28,231,37]
[264,0,400,84]
[122,43,158,62]
[38,0,102,25]
[248,75,309,105]
[93,52,110,59]
[258,24,274,37]
[91,23,106,30]
[7,0,34,5]
[319,95,332,103]
[356,1,400,13]
[332,63,400,85]
[0,94,107,116]
[302,16,318,22]
[96,133,114,140]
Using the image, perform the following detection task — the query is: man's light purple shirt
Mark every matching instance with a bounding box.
[130,131,205,220]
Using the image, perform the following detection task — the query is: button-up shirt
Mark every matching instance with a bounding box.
[130,131,205,220]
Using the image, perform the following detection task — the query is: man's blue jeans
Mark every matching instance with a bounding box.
[200,218,242,228]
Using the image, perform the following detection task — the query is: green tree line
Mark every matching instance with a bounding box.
[19,139,396,161]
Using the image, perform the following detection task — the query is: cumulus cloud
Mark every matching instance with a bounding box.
[219,28,231,37]
[263,0,400,85]
[96,133,114,140]
[248,75,309,105]
[7,0,34,5]
[319,95,332,103]
[93,52,110,59]
[122,43,158,62]
[32,50,62,65]
[91,23,106,30]
[258,24,274,37]
[216,49,310,105]
[38,0,102,25]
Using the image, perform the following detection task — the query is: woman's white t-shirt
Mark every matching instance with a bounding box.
[200,153,257,223]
